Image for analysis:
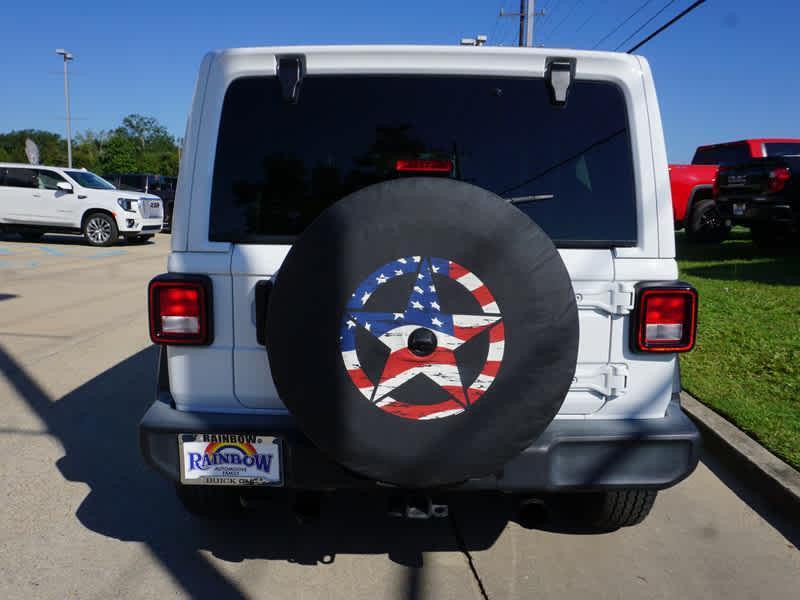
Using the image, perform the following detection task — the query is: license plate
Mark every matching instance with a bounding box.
[733,202,747,216]
[179,433,282,486]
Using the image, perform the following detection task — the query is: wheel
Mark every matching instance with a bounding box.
[556,489,657,530]
[83,213,118,247]
[19,231,43,242]
[686,199,730,243]
[175,484,243,518]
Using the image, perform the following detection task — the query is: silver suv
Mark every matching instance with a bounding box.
[140,46,700,529]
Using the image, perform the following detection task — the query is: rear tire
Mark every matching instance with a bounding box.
[686,199,730,243]
[83,213,118,247]
[557,489,657,530]
[175,484,243,518]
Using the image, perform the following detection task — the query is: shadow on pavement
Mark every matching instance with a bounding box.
[0,344,511,599]
[0,232,155,247]
[6,341,796,597]
[700,444,800,550]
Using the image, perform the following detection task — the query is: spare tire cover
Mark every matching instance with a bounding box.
[267,178,578,487]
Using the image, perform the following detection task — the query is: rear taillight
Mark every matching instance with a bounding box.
[712,167,725,198]
[395,159,453,173]
[767,167,791,194]
[148,275,213,345]
[633,285,697,353]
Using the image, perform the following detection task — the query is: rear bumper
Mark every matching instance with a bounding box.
[140,393,700,492]
[716,196,797,228]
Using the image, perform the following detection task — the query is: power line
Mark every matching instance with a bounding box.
[591,0,657,49]
[542,0,585,43]
[574,0,609,34]
[627,0,708,52]
[614,0,678,51]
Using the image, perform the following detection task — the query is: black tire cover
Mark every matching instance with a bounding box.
[266,178,578,487]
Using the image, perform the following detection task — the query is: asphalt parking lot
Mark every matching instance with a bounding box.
[0,232,798,600]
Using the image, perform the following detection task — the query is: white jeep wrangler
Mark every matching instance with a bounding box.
[140,45,700,529]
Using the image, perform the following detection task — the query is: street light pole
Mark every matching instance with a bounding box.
[55,49,74,168]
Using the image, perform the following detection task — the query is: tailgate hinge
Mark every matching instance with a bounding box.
[571,364,629,398]
[575,283,635,315]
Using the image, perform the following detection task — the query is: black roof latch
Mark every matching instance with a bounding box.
[277,55,305,104]
[545,57,576,107]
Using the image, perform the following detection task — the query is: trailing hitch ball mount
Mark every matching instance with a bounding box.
[388,494,449,520]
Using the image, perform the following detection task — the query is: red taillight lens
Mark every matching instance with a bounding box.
[767,167,791,194]
[634,287,697,352]
[148,277,212,345]
[712,167,725,198]
[395,159,453,173]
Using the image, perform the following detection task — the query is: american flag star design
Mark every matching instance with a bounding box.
[340,256,505,420]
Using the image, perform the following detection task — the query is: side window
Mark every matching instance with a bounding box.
[3,168,37,189]
[36,170,67,190]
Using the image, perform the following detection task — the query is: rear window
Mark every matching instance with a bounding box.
[692,143,751,166]
[765,142,800,157]
[210,75,637,247]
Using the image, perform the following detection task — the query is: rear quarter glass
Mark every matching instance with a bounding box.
[208,75,637,247]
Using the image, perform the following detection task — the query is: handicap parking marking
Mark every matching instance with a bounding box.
[37,246,67,257]
[0,259,40,269]
[89,249,128,259]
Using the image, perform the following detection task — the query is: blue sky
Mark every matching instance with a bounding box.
[1,0,797,162]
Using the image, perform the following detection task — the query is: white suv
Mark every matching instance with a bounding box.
[140,46,700,529]
[0,163,163,246]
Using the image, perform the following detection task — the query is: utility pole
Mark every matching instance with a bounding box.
[500,1,545,47]
[55,49,74,168]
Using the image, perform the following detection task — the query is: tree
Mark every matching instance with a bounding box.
[0,130,66,165]
[97,134,139,173]
[0,114,180,176]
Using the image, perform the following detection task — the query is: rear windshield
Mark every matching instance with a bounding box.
[765,142,800,157]
[210,75,637,247]
[691,143,751,166]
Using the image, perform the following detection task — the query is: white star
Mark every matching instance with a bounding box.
[431,317,443,327]
[365,322,372,331]
[398,258,408,264]
[431,265,440,273]
[346,320,356,329]
[417,273,424,280]
[395,269,404,276]
[361,291,371,305]
[411,300,424,310]
[412,256,421,263]
[393,313,405,320]
[376,273,388,284]
[429,285,436,292]
[430,301,440,310]
[414,286,424,294]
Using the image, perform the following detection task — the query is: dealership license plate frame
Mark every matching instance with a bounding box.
[178,433,283,486]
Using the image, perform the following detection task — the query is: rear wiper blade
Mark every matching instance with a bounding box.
[505,194,555,204]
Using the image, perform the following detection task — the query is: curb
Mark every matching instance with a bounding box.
[681,391,800,514]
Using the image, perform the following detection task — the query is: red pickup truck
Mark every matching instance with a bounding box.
[670,138,800,241]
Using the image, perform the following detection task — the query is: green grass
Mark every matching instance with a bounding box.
[677,229,800,470]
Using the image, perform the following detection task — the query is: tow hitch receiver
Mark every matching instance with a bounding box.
[388,494,449,520]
